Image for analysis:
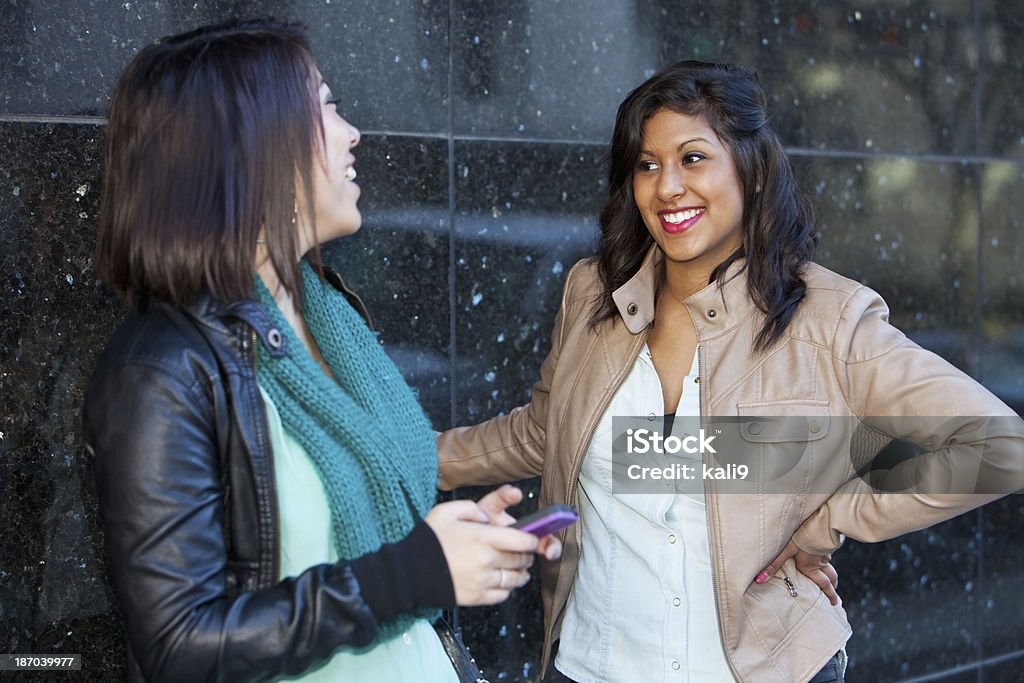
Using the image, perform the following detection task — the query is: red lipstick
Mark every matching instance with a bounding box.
[658,207,705,234]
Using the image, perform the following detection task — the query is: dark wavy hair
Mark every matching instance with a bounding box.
[592,60,816,351]
[97,19,322,308]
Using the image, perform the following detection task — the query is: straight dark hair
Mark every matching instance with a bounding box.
[97,19,322,308]
[592,60,816,351]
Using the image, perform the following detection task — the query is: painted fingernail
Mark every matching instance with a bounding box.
[755,571,770,584]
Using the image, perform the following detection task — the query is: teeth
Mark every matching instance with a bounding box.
[345,167,357,181]
[662,208,703,224]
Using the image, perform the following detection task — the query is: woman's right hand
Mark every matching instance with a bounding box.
[425,499,540,606]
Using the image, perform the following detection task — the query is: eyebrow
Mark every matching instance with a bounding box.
[639,137,712,156]
[677,137,711,150]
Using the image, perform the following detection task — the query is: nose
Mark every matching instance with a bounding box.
[349,123,361,148]
[656,165,686,201]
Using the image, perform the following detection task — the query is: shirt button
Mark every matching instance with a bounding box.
[672,660,681,670]
[693,376,700,384]
[672,597,681,607]
[808,419,821,434]
[648,412,657,421]
[627,303,639,315]
[402,632,412,645]
[668,534,677,544]
[707,309,717,318]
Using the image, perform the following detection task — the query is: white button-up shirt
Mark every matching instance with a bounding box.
[555,345,734,682]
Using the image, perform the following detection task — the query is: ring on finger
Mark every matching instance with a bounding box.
[498,568,507,589]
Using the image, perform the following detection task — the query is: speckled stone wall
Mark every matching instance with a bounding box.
[2,1,1023,681]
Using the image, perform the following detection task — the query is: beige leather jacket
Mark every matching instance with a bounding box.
[438,247,1023,682]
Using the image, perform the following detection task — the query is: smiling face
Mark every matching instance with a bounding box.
[632,108,745,278]
[296,77,362,253]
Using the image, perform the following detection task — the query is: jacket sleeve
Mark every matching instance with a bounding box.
[792,285,1024,555]
[436,262,583,490]
[85,361,454,683]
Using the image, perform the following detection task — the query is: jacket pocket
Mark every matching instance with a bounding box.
[742,557,827,655]
[735,399,831,444]
[708,400,833,499]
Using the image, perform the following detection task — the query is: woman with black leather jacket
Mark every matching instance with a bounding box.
[83,19,558,683]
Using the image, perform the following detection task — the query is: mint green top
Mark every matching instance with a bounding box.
[260,386,459,683]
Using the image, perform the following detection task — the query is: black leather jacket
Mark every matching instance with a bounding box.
[83,273,454,682]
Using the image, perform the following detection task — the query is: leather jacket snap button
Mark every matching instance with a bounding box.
[626,303,638,315]
[808,420,821,434]
[747,422,762,435]
[267,328,284,349]
[707,308,717,318]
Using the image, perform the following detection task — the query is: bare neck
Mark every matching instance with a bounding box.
[660,259,716,302]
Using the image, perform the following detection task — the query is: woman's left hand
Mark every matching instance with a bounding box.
[477,485,563,561]
[754,539,840,606]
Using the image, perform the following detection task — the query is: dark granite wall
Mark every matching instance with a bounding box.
[2,1,1022,681]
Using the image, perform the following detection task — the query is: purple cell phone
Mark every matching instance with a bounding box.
[512,504,579,536]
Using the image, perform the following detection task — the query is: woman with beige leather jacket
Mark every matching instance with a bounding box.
[437,61,1024,683]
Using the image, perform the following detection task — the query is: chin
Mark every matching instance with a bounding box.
[321,215,362,242]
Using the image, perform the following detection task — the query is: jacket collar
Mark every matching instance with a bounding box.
[612,245,759,338]
[181,266,373,359]
[187,295,289,358]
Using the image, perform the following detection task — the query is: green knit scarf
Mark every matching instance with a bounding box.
[255,262,440,634]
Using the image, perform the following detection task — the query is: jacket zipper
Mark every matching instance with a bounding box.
[700,343,748,682]
[696,345,798,683]
[251,328,282,584]
[542,326,649,672]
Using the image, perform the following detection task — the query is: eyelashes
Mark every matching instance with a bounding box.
[635,153,707,172]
